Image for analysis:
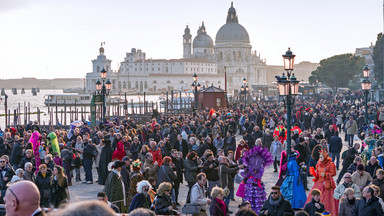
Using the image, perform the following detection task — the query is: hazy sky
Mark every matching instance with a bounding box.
[0,0,382,79]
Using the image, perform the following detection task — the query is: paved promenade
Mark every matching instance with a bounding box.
[68,132,350,214]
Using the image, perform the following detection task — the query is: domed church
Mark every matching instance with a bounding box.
[86,2,266,95]
[183,2,267,93]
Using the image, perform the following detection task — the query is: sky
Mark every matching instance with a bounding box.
[0,0,383,79]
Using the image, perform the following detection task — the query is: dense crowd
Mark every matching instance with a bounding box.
[2,91,384,216]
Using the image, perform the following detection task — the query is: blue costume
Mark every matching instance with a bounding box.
[280,153,307,209]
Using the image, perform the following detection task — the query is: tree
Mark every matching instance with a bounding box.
[373,33,383,86]
[308,54,365,93]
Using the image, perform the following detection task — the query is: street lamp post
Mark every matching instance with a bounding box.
[191,73,201,110]
[95,68,112,123]
[276,48,300,155]
[241,78,249,105]
[361,65,371,124]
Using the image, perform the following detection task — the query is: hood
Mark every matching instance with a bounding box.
[117,140,124,151]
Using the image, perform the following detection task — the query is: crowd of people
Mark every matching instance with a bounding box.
[1,91,384,215]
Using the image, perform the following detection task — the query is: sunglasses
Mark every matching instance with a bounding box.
[0,161,5,163]
[344,177,351,179]
[166,190,171,192]
[271,192,278,195]
[8,188,19,205]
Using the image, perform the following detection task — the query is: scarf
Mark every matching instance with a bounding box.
[269,195,282,206]
[347,197,356,205]
[215,198,226,215]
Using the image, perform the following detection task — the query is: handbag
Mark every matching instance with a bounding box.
[235,169,244,184]
[182,203,201,214]
[182,184,202,214]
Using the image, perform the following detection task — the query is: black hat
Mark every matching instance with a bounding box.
[122,156,130,162]
[114,160,124,169]
[299,137,305,143]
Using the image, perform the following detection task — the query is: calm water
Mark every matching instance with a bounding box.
[0,89,168,128]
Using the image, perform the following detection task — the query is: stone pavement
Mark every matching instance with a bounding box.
[68,131,350,214]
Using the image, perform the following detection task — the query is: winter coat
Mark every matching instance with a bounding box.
[294,143,310,165]
[112,141,126,161]
[209,198,229,216]
[154,195,177,215]
[150,146,163,167]
[23,170,35,182]
[345,119,358,135]
[270,141,283,161]
[339,197,358,216]
[173,139,189,158]
[224,135,236,154]
[10,141,23,167]
[34,169,53,207]
[98,142,113,185]
[50,176,69,208]
[127,172,144,208]
[213,137,224,151]
[129,192,151,212]
[329,135,343,153]
[184,158,199,183]
[130,141,141,161]
[262,133,274,150]
[373,178,384,200]
[303,198,325,216]
[365,162,382,179]
[353,196,384,216]
[156,164,177,188]
[235,144,248,161]
[142,159,159,181]
[19,156,36,172]
[171,156,184,184]
[203,159,220,181]
[343,147,358,167]
[104,171,125,211]
[333,181,361,199]
[219,163,238,190]
[259,195,294,216]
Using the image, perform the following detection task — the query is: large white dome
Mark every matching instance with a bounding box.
[215,22,249,43]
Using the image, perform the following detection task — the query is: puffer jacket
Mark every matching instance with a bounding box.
[154,195,177,215]
[339,197,358,216]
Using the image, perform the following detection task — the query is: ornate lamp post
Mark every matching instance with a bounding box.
[241,77,249,105]
[361,65,371,124]
[276,48,300,155]
[95,68,112,123]
[191,73,201,110]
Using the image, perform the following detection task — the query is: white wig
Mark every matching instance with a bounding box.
[136,180,152,193]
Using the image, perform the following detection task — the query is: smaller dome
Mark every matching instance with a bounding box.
[193,22,213,48]
[193,34,213,48]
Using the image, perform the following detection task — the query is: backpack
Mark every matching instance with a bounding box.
[341,150,348,159]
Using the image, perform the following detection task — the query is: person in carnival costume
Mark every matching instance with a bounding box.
[241,145,273,214]
[29,131,41,173]
[47,132,61,157]
[307,147,338,216]
[280,151,307,209]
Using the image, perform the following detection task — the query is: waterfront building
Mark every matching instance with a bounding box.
[86,3,267,94]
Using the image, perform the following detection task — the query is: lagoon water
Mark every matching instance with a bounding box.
[0,89,165,129]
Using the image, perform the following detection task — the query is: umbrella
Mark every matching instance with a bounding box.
[70,120,84,128]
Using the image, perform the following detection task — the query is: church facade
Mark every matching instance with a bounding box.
[86,3,267,94]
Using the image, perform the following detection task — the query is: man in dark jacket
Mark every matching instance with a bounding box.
[259,186,294,216]
[218,156,243,209]
[0,157,14,202]
[173,134,188,158]
[170,150,183,205]
[10,137,23,170]
[365,156,382,179]
[83,140,96,184]
[224,131,236,155]
[353,186,384,216]
[294,137,310,190]
[121,156,131,197]
[329,131,343,170]
[203,153,220,198]
[337,143,360,184]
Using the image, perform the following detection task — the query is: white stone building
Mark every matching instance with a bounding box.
[86,2,267,94]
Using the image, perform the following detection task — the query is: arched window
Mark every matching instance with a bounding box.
[233,51,237,62]
[135,81,138,89]
[140,81,143,92]
[128,81,131,89]
[167,80,171,84]
[144,81,148,89]
[238,51,241,61]
[123,82,126,89]
[219,52,223,61]
[118,82,122,89]
[153,80,157,84]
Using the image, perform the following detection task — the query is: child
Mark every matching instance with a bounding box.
[53,152,63,167]
[303,189,325,216]
[74,151,82,181]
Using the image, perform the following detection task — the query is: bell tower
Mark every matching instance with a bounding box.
[183,25,192,58]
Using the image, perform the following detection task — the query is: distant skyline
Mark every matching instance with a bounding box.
[0,0,382,79]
